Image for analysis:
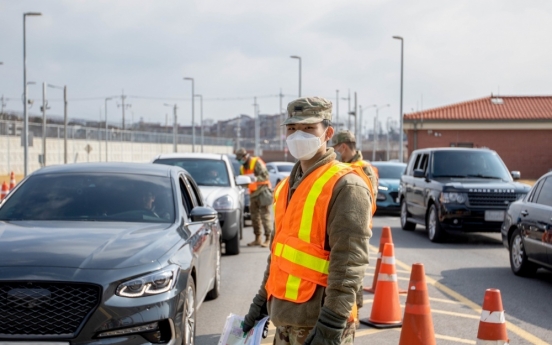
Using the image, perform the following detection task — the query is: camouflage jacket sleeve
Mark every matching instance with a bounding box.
[254,159,270,183]
[363,164,379,199]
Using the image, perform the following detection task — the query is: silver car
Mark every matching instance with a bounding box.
[266,161,295,187]
[153,153,250,255]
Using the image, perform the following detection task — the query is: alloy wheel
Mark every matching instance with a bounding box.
[511,234,524,270]
[428,208,436,240]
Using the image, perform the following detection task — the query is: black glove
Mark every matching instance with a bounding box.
[242,294,268,333]
[304,306,348,345]
[356,288,364,309]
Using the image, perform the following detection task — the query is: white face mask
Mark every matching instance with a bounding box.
[286,129,327,161]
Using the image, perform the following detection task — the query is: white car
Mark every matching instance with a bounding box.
[153,153,250,255]
[266,161,295,187]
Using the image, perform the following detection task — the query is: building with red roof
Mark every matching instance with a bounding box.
[403,95,552,179]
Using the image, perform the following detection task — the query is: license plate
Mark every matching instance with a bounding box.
[485,210,505,222]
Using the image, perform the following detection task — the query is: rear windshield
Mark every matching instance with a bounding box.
[277,165,293,172]
[154,158,230,187]
[0,173,175,223]
[372,164,406,180]
[431,151,511,180]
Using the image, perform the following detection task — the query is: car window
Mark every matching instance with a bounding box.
[417,154,429,173]
[267,166,277,173]
[277,165,293,172]
[372,164,406,179]
[0,173,175,223]
[410,154,421,175]
[155,158,231,187]
[528,180,544,203]
[179,177,194,216]
[187,176,204,207]
[535,177,552,207]
[430,151,511,179]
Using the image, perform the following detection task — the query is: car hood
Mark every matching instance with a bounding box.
[439,180,530,192]
[378,179,399,190]
[0,221,176,269]
[198,185,236,208]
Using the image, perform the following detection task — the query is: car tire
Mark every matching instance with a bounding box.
[400,199,416,231]
[427,204,446,242]
[182,276,196,345]
[509,227,538,277]
[225,233,240,255]
[206,239,221,300]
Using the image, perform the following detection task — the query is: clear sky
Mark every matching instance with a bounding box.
[1,0,551,135]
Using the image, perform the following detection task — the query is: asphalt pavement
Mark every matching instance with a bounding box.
[196,215,552,345]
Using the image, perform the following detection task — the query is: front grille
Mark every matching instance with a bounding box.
[468,192,517,207]
[389,191,399,201]
[0,282,101,337]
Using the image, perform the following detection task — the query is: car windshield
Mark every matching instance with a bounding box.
[372,164,406,180]
[431,151,511,180]
[277,165,293,172]
[155,158,231,187]
[0,173,175,223]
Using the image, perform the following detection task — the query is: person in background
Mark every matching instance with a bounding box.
[235,147,273,248]
[242,97,374,345]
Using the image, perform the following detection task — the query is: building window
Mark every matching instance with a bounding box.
[450,142,474,148]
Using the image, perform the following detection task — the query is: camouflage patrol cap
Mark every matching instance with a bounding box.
[282,97,332,125]
[235,147,248,159]
[332,130,356,146]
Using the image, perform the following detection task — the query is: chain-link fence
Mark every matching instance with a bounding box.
[0,120,235,175]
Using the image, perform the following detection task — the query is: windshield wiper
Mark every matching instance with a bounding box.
[466,174,503,179]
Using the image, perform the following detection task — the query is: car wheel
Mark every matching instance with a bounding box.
[182,276,196,345]
[509,227,538,277]
[400,199,416,231]
[225,233,240,255]
[427,204,445,242]
[206,239,221,300]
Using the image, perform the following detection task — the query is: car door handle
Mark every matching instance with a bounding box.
[521,210,529,217]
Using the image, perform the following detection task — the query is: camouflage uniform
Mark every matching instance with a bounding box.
[273,321,355,345]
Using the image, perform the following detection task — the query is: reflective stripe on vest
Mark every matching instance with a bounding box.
[266,161,358,303]
[240,157,271,193]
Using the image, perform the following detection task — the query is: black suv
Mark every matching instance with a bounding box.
[399,148,531,242]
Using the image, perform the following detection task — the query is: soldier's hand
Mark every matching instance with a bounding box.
[242,294,267,333]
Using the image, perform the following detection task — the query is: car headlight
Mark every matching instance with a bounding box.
[440,192,467,204]
[213,195,235,210]
[116,266,179,298]
[378,185,389,191]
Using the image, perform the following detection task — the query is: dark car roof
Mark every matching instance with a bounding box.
[32,162,183,177]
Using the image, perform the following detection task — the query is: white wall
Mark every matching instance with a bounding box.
[0,135,233,175]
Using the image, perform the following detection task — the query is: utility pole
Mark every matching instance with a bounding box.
[117,90,131,130]
[173,104,178,153]
[353,92,358,141]
[254,97,259,156]
[41,82,48,166]
[105,97,112,162]
[279,88,284,150]
[63,86,68,164]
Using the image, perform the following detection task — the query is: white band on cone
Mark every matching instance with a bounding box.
[475,339,509,345]
[377,273,397,282]
[381,256,395,264]
[480,310,505,323]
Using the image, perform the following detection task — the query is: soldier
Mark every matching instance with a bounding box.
[235,148,273,248]
[333,129,378,196]
[242,97,375,345]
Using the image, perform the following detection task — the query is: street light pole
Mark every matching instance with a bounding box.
[373,104,390,161]
[195,94,204,152]
[41,82,47,166]
[183,77,195,152]
[23,12,42,176]
[393,36,404,162]
[47,84,68,164]
[290,56,301,97]
[105,97,112,162]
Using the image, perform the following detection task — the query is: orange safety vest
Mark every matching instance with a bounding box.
[240,157,271,193]
[266,161,373,312]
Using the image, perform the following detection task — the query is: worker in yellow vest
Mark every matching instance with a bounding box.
[235,147,273,247]
[242,97,374,345]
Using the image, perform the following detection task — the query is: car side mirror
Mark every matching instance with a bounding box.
[510,171,521,180]
[235,175,252,186]
[190,206,218,222]
[413,169,426,178]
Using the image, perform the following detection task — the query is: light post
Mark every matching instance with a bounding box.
[41,82,49,166]
[393,36,404,162]
[183,77,195,152]
[359,104,376,151]
[23,11,42,176]
[47,84,68,163]
[373,104,390,161]
[290,55,301,97]
[105,97,112,161]
[194,94,204,152]
[164,103,178,152]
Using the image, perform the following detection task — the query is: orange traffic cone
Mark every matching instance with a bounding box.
[476,289,509,344]
[361,242,402,328]
[9,172,16,191]
[364,226,407,294]
[398,263,436,345]
[1,182,9,200]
